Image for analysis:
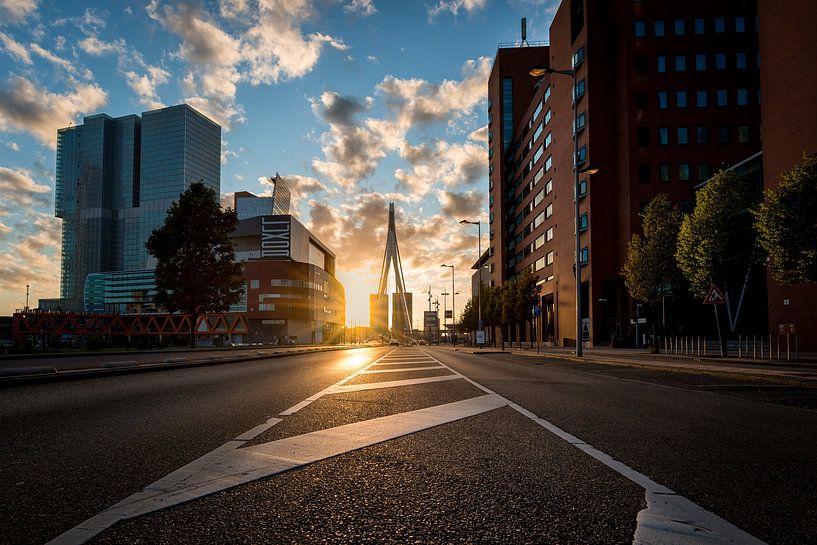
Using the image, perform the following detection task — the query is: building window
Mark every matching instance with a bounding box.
[502,77,514,150]
[715,17,725,33]
[635,55,648,74]
[545,155,553,171]
[545,108,552,124]
[546,226,554,241]
[715,53,726,70]
[535,257,545,271]
[572,46,585,68]
[655,20,665,36]
[737,88,749,105]
[659,163,670,182]
[574,79,586,100]
[659,127,669,145]
[579,213,589,231]
[735,15,746,32]
[696,54,706,71]
[675,55,686,71]
[635,20,646,37]
[717,89,728,106]
[534,234,545,251]
[546,203,553,218]
[636,91,648,110]
[545,131,553,147]
[697,126,710,144]
[679,163,690,181]
[699,163,711,181]
[676,91,687,108]
[533,100,543,120]
[579,247,589,264]
[575,112,586,131]
[738,125,750,143]
[546,251,555,266]
[534,167,544,184]
[736,52,747,69]
[696,89,708,107]
[533,144,544,164]
[718,126,730,144]
[533,122,543,142]
[674,19,685,35]
[534,189,544,207]
[677,127,689,144]
[545,178,553,194]
[639,163,650,183]
[658,91,668,109]
[638,127,650,146]
[657,55,667,73]
[250,279,260,289]
[578,178,587,197]
[694,17,705,34]
[544,85,551,102]
[576,146,587,164]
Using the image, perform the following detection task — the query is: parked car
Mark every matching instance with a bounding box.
[389,339,399,346]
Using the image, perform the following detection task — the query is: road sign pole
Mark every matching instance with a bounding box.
[713,304,724,357]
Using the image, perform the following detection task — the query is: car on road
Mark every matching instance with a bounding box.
[388,339,399,346]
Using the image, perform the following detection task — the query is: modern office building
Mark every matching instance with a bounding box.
[56,104,221,310]
[758,0,817,350]
[230,214,345,344]
[488,1,761,346]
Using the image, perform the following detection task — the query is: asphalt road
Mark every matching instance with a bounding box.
[1,347,814,544]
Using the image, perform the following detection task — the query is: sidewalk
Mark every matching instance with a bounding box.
[438,344,817,388]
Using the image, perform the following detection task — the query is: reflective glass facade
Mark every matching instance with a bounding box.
[56,104,221,310]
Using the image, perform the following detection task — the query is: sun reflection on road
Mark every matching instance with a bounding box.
[338,351,370,369]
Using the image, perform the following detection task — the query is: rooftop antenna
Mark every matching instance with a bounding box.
[521,17,528,46]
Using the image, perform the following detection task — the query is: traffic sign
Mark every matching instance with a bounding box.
[703,284,726,304]
[532,305,541,317]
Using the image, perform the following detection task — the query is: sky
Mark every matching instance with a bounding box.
[0,0,558,327]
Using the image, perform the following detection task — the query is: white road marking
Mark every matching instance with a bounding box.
[46,394,506,545]
[360,366,443,374]
[327,374,460,393]
[420,349,768,545]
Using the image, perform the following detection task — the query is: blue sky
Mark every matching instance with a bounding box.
[0,0,558,325]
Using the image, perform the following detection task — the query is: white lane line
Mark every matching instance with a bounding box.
[360,366,444,374]
[47,394,507,545]
[420,349,768,545]
[326,374,460,393]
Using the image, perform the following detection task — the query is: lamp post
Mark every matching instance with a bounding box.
[528,65,599,356]
[459,219,483,346]
[441,264,454,343]
[441,291,449,343]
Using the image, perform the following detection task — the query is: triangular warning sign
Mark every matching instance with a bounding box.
[703,284,726,304]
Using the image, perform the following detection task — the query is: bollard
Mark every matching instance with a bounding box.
[753,335,756,359]
[738,335,742,358]
[777,336,781,360]
[769,334,773,360]
[704,337,708,357]
[795,334,799,362]
[786,334,790,361]
[745,336,749,358]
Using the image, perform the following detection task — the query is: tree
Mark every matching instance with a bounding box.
[676,169,759,350]
[755,152,817,284]
[146,182,244,346]
[482,285,502,348]
[500,279,518,347]
[623,194,684,305]
[460,297,478,334]
[514,267,542,347]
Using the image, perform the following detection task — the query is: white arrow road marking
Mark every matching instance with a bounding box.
[45,394,506,545]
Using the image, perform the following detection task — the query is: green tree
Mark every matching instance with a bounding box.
[623,194,684,305]
[482,285,502,348]
[754,152,817,284]
[146,182,244,346]
[514,267,542,347]
[459,296,478,334]
[676,169,758,298]
[500,279,518,347]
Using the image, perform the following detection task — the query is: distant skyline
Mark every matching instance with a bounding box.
[0,0,559,325]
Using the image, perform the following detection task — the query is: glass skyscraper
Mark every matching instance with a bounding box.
[55,104,221,311]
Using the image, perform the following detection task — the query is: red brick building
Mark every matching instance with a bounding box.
[488,1,762,346]
[758,0,817,350]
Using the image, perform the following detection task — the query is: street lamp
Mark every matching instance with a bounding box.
[528,65,599,356]
[440,291,449,343]
[441,264,454,344]
[459,219,483,347]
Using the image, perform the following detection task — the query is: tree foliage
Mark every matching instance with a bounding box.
[623,194,683,304]
[513,267,542,320]
[754,152,817,284]
[146,182,244,344]
[460,296,478,333]
[676,170,758,298]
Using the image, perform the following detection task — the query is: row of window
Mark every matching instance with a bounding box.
[638,163,711,183]
[642,88,757,110]
[652,52,754,73]
[635,15,750,38]
[647,125,752,146]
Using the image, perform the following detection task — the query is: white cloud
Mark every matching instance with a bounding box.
[125,65,169,110]
[4,140,19,151]
[345,0,376,16]
[428,0,487,19]
[0,31,32,64]
[78,35,127,57]
[0,166,51,207]
[0,0,38,23]
[0,76,107,148]
[29,43,84,76]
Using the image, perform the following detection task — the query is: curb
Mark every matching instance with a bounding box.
[509,350,817,388]
[0,346,359,388]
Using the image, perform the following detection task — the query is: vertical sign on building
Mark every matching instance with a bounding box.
[260,217,291,257]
